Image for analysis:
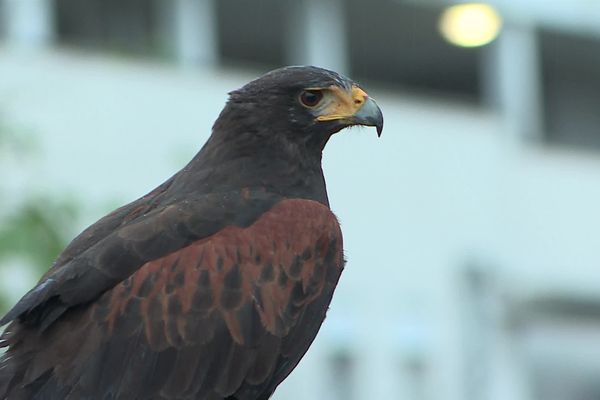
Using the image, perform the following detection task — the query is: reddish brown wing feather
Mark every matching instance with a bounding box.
[12,199,344,399]
[103,198,342,341]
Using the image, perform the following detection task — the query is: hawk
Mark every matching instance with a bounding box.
[0,66,383,400]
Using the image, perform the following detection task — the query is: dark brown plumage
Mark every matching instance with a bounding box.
[0,66,382,400]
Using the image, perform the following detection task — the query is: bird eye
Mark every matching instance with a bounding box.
[299,90,324,107]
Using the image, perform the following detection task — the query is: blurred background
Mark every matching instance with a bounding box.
[1,0,600,399]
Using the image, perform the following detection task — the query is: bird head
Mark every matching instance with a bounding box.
[214,66,384,152]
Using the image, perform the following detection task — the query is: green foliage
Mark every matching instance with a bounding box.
[0,197,78,271]
[0,119,38,160]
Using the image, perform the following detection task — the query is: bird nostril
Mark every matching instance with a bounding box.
[354,98,364,105]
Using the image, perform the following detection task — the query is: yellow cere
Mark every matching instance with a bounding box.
[438,3,502,48]
[315,85,368,121]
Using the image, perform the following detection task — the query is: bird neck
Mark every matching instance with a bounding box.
[173,130,330,206]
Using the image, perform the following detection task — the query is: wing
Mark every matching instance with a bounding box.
[47,176,176,277]
[0,198,344,400]
[0,188,280,330]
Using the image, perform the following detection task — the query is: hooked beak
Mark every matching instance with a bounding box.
[314,85,384,137]
[350,96,384,137]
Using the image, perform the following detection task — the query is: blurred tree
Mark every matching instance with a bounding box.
[0,197,78,271]
[0,120,80,312]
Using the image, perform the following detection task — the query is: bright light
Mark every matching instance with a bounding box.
[439,3,502,48]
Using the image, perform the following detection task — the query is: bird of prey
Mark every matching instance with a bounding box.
[0,66,383,400]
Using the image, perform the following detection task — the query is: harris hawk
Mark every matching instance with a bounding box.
[0,66,383,400]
